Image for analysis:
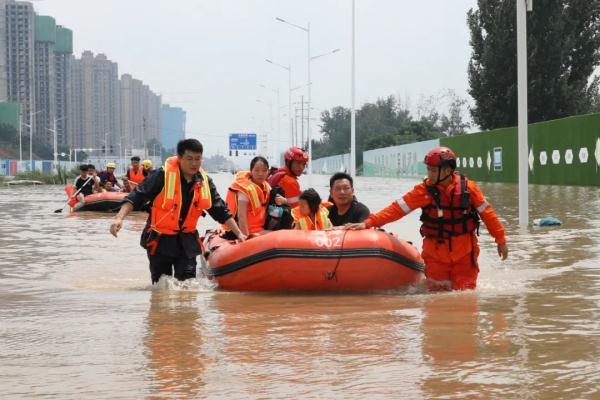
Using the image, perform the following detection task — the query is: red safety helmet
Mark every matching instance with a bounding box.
[424,146,457,169]
[284,146,309,163]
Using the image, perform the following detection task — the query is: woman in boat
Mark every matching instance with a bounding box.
[292,188,332,231]
[224,156,286,238]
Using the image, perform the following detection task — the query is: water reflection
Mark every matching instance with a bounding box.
[1,179,599,398]
[144,290,205,397]
[207,293,426,398]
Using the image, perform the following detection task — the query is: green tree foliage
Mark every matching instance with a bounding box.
[312,94,466,168]
[0,123,17,143]
[0,123,63,159]
[467,0,600,130]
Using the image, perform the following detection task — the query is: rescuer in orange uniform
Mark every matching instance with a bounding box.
[110,139,246,283]
[345,146,508,290]
[268,146,308,208]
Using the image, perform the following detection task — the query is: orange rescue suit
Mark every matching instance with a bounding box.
[225,171,270,234]
[292,203,333,230]
[128,166,146,184]
[268,166,301,207]
[150,157,212,235]
[364,172,506,290]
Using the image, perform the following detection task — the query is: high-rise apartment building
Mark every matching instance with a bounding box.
[161,104,186,153]
[69,51,120,154]
[34,15,56,147]
[53,26,72,147]
[120,73,161,155]
[1,0,35,131]
[1,2,73,150]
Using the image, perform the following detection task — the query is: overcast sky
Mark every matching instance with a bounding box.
[36,0,478,157]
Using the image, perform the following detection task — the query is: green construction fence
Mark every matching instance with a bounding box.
[441,113,600,187]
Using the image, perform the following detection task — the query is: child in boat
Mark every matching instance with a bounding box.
[291,188,333,230]
[120,177,132,193]
[103,181,117,192]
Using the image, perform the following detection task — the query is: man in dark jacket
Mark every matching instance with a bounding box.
[327,172,370,226]
[110,139,246,283]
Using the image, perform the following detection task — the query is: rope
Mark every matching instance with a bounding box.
[325,229,349,281]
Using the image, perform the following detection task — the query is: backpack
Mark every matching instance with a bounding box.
[263,187,293,230]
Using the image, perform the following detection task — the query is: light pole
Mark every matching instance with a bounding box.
[46,117,66,173]
[276,17,311,171]
[256,99,274,159]
[350,0,356,177]
[21,110,43,171]
[276,17,341,174]
[517,0,533,225]
[260,84,281,161]
[104,131,110,162]
[266,59,292,149]
[18,112,22,163]
[143,117,148,159]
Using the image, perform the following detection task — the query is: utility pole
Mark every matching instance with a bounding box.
[350,0,356,177]
[53,118,58,174]
[301,95,304,148]
[143,117,148,159]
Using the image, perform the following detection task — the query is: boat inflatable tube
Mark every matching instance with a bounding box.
[64,185,127,212]
[201,229,425,292]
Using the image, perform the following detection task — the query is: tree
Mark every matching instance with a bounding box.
[312,94,448,169]
[440,90,471,136]
[467,0,600,130]
[0,123,17,143]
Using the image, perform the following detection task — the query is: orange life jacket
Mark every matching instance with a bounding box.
[150,157,212,235]
[225,171,271,234]
[268,166,301,207]
[128,166,145,184]
[292,202,333,230]
[419,173,480,240]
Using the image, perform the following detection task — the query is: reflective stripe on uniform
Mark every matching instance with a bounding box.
[166,171,177,200]
[476,200,489,213]
[288,195,300,204]
[298,216,309,230]
[246,184,261,210]
[396,199,412,214]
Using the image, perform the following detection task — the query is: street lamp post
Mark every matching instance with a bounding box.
[46,117,66,173]
[276,17,311,171]
[104,131,110,162]
[266,59,292,149]
[517,0,533,225]
[350,0,356,177]
[256,98,274,160]
[21,110,43,171]
[260,84,281,161]
[18,113,22,163]
[276,17,340,174]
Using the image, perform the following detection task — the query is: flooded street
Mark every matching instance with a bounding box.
[1,173,599,399]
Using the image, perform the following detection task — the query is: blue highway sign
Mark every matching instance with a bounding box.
[229,133,257,150]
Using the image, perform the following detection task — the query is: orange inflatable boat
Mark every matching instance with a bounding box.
[64,185,127,212]
[201,229,425,292]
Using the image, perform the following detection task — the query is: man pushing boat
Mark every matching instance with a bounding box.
[109,139,246,284]
[345,146,509,291]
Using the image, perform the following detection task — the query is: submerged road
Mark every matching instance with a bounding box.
[0,173,598,399]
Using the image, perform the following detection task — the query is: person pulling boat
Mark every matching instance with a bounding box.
[345,146,509,291]
[110,139,246,284]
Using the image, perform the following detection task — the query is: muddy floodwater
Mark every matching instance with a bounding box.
[1,173,598,399]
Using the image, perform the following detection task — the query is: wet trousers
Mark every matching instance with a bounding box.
[147,252,197,284]
[422,237,480,291]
